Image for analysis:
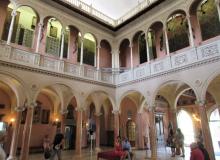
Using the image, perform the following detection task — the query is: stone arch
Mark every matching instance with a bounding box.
[84,90,115,113]
[201,67,220,101]
[166,9,190,52]
[147,21,164,59]
[190,0,220,41]
[132,30,147,66]
[119,38,131,68]
[0,72,28,107]
[100,39,112,68]
[151,79,199,108]
[118,90,147,113]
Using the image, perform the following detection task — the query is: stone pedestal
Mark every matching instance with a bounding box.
[75,109,83,155]
[7,107,24,160]
[20,103,36,160]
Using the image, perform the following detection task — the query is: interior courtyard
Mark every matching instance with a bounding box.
[0,0,220,159]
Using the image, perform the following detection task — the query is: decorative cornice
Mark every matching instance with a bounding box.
[112,110,120,115]
[0,60,116,88]
[195,100,206,107]
[60,109,68,115]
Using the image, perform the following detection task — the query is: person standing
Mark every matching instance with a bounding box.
[167,128,175,157]
[43,134,51,160]
[122,137,132,160]
[197,142,210,160]
[50,128,64,160]
[0,131,6,160]
[190,142,204,160]
[175,128,185,157]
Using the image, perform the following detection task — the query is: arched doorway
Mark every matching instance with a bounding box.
[177,110,195,146]
[126,120,136,147]
[209,108,220,156]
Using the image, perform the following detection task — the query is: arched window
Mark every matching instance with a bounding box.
[209,108,220,155]
[177,110,195,145]
[83,33,96,66]
[197,0,220,40]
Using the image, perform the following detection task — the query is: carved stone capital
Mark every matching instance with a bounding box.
[11,10,17,17]
[60,109,68,115]
[15,106,25,112]
[95,112,102,116]
[112,110,120,115]
[195,100,206,107]
[75,107,84,112]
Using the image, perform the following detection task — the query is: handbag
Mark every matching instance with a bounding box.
[44,149,51,159]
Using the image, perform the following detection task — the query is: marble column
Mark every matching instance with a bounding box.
[164,26,170,56]
[7,107,24,160]
[145,34,150,62]
[130,44,133,69]
[97,46,100,70]
[186,14,195,47]
[80,39,84,65]
[137,112,144,149]
[35,22,43,53]
[75,108,83,155]
[196,100,215,160]
[20,102,36,160]
[60,30,65,60]
[7,10,17,45]
[113,110,120,145]
[170,108,178,131]
[95,113,101,150]
[60,109,68,134]
[149,107,157,160]
[215,0,220,23]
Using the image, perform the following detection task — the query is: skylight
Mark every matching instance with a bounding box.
[60,0,159,26]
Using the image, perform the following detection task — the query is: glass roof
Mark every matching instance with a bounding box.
[60,0,159,26]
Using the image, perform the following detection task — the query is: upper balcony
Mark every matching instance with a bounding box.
[57,0,160,27]
[1,38,220,86]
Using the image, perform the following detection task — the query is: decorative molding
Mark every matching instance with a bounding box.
[201,45,219,58]
[60,109,68,115]
[195,100,206,107]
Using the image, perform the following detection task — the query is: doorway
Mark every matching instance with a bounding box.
[64,125,76,150]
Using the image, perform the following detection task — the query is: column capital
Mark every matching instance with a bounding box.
[38,22,44,27]
[11,10,17,17]
[195,100,206,107]
[60,109,68,115]
[129,44,133,48]
[15,106,25,112]
[95,112,102,116]
[28,102,37,108]
[75,107,84,112]
[97,45,101,49]
[148,105,155,112]
[112,110,120,115]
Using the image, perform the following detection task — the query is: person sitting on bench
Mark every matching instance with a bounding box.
[122,137,133,160]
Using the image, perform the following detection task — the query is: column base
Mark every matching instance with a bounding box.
[95,147,101,152]
[7,156,17,160]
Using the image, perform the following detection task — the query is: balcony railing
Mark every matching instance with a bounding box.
[0,39,220,85]
[60,0,159,26]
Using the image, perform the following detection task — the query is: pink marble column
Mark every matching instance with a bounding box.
[7,107,24,160]
[60,109,68,134]
[95,113,101,150]
[75,109,83,155]
[20,103,36,160]
[197,101,215,160]
[113,110,120,145]
[137,113,144,149]
[149,108,157,160]
[169,108,177,131]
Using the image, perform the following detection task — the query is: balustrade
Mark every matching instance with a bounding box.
[0,39,220,85]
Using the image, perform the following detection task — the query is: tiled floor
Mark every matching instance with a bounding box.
[28,145,220,160]
[28,147,188,160]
